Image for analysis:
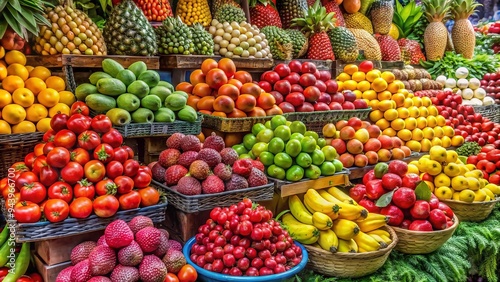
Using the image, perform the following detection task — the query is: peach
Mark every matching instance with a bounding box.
[362,121,371,129]
[400,146,412,157]
[365,151,379,165]
[378,135,394,150]
[336,120,348,130]
[367,124,382,138]
[339,126,356,141]
[391,148,405,160]
[322,123,337,138]
[377,148,392,162]
[339,153,355,168]
[347,117,363,130]
[364,138,382,152]
[354,128,370,143]
[354,154,368,167]
[331,139,347,154]
[392,137,403,148]
[347,139,364,155]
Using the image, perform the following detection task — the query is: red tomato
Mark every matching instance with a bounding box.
[93,195,119,217]
[177,264,198,282]
[67,114,91,134]
[77,130,101,151]
[50,113,69,132]
[106,161,124,180]
[42,141,56,155]
[42,129,56,142]
[61,162,84,184]
[138,187,160,207]
[10,162,29,172]
[44,198,69,222]
[74,179,95,199]
[46,147,71,168]
[15,171,39,189]
[123,159,140,177]
[115,176,134,194]
[31,156,47,175]
[118,190,141,210]
[138,165,152,176]
[33,143,45,157]
[48,181,73,203]
[53,129,77,149]
[70,101,90,116]
[6,192,21,210]
[113,147,129,163]
[134,170,152,188]
[84,160,106,183]
[71,148,90,166]
[96,179,117,196]
[101,128,123,148]
[20,182,46,204]
[93,144,115,163]
[69,197,93,218]
[24,152,36,169]
[14,201,41,223]
[122,145,134,159]
[91,114,112,133]
[164,273,180,282]
[15,276,33,282]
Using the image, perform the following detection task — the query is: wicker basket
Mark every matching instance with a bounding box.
[472,104,499,123]
[284,109,371,135]
[201,114,273,133]
[114,114,203,137]
[440,198,500,222]
[304,226,398,278]
[152,180,274,213]
[0,132,44,178]
[391,214,459,254]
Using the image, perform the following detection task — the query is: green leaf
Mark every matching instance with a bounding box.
[415,181,432,201]
[0,0,8,11]
[0,21,8,39]
[8,0,22,13]
[6,4,37,36]
[3,12,23,39]
[401,2,413,20]
[376,190,395,207]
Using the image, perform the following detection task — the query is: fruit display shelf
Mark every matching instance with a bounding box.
[112,113,203,138]
[270,169,351,197]
[348,152,424,180]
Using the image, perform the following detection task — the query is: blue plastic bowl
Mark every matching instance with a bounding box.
[183,237,308,282]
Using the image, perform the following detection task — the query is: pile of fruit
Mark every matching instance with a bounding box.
[285,187,393,253]
[176,0,211,26]
[324,117,414,168]
[391,66,441,92]
[465,144,500,185]
[1,108,161,223]
[56,216,197,282]
[356,160,456,231]
[258,61,368,113]
[155,17,215,55]
[189,198,304,276]
[480,71,500,104]
[0,50,75,134]
[152,132,269,195]
[476,21,500,34]
[76,58,198,125]
[435,68,493,106]
[233,115,344,182]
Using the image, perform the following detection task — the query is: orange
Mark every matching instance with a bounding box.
[26,104,48,122]
[381,71,395,83]
[343,64,358,75]
[45,76,66,91]
[369,110,384,122]
[353,90,363,99]
[1,75,24,93]
[29,66,51,81]
[12,88,35,107]
[412,97,422,107]
[397,107,409,119]
[365,70,381,82]
[36,117,52,132]
[377,90,392,101]
[336,72,351,82]
[0,64,7,80]
[0,120,11,134]
[343,80,357,91]
[25,77,47,95]
[387,82,402,93]
[384,109,399,121]
[0,89,12,108]
[351,71,366,82]
[12,121,36,133]
[5,50,27,66]
[397,129,413,141]
[382,127,397,137]
[37,88,60,108]
[378,100,394,112]
[2,104,26,124]
[371,78,388,92]
[7,64,29,81]
[391,93,405,107]
[0,46,5,59]
[356,81,371,92]
[48,103,71,117]
[58,90,76,106]
[362,90,377,101]
[391,118,406,131]
[369,99,379,110]
[337,81,344,91]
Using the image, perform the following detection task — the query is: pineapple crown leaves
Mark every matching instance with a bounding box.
[0,0,53,40]
[392,0,424,39]
[451,0,482,20]
[290,0,336,36]
[249,0,277,9]
[421,0,453,22]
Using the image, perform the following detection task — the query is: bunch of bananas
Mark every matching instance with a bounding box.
[282,187,393,253]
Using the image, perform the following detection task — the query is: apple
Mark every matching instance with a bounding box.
[358,197,380,213]
[381,173,402,190]
[331,92,345,104]
[325,80,338,94]
[269,91,284,104]
[258,81,272,93]
[313,70,321,80]
[319,70,331,81]
[329,102,343,110]
[388,160,408,177]
[315,80,327,92]
[261,71,280,84]
[317,92,332,104]
[285,92,305,107]
[429,194,440,210]
[290,84,304,93]
[303,86,321,102]
[313,102,330,111]
[409,220,433,231]
[301,62,317,74]
[342,101,355,110]
[380,205,404,226]
[347,117,363,130]
[285,72,300,84]
[295,102,314,112]
[410,200,430,219]
[330,139,347,154]
[353,99,368,109]
[400,219,412,229]
[402,174,420,189]
[274,63,291,78]
[288,60,302,73]
[349,184,366,203]
[274,80,292,95]
[365,179,385,200]
[299,73,317,87]
[358,61,374,72]
[362,170,376,184]
[343,91,357,102]
[392,187,416,209]
[278,102,295,113]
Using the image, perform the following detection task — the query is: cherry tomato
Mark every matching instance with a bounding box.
[164,273,180,282]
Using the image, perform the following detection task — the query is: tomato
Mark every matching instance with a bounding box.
[20,182,46,204]
[15,171,39,189]
[67,114,91,134]
[44,198,69,222]
[96,179,117,196]
[15,276,33,282]
[34,143,45,157]
[138,165,152,176]
[0,267,8,278]
[50,113,68,132]
[84,160,106,183]
[118,190,141,210]
[71,148,90,166]
[77,130,101,150]
[61,161,84,184]
[48,181,73,203]
[70,101,90,116]
[138,186,160,206]
[69,197,93,218]
[123,159,140,177]
[93,195,119,217]
[14,201,41,223]
[5,192,20,210]
[106,161,124,180]
[91,114,112,133]
[42,141,56,155]
[93,144,115,163]
[74,179,95,199]
[53,129,77,149]
[10,162,29,172]
[46,147,71,168]
[133,170,152,188]
[101,128,123,148]
[29,273,43,282]
[113,147,129,163]
[164,273,180,282]
[114,175,133,194]
[122,145,134,159]
[43,129,56,142]
[31,156,47,175]
[24,152,36,169]
[177,264,198,282]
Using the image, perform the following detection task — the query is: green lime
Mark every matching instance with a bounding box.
[239,154,252,159]
[286,121,292,127]
[305,164,321,179]
[274,152,293,169]
[311,149,325,166]
[268,137,285,154]
[296,152,312,168]
[300,136,317,153]
[265,120,272,129]
[286,165,305,182]
[271,115,287,130]
[321,145,337,161]
[248,150,256,159]
[267,164,286,180]
[243,134,257,150]
[274,125,291,142]
[304,131,319,141]
[232,144,248,155]
[320,161,336,176]
[252,142,268,158]
[317,138,326,148]
[290,133,304,141]
[252,123,267,136]
[285,139,302,157]
[259,151,275,166]
[256,129,274,143]
[332,159,344,172]
[290,121,306,134]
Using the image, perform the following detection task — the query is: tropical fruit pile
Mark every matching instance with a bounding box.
[233,115,344,182]
[190,198,304,276]
[56,216,197,282]
[434,68,492,106]
[176,0,212,26]
[466,144,500,185]
[0,50,75,134]
[156,16,215,55]
[76,58,198,126]
[2,110,161,223]
[134,0,174,22]
[151,132,269,195]
[285,187,393,253]
[481,71,500,104]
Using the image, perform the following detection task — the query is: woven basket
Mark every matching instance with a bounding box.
[304,226,398,278]
[114,114,203,137]
[0,132,44,178]
[201,114,273,133]
[152,180,274,213]
[391,214,459,254]
[441,198,500,222]
[284,109,371,135]
[472,104,499,123]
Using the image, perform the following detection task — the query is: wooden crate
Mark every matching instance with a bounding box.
[35,231,102,266]
[144,136,168,164]
[164,206,211,243]
[34,254,72,282]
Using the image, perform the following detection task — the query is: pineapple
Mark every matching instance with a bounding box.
[348,28,382,60]
[176,0,212,26]
[328,27,359,62]
[322,0,345,27]
[291,0,335,60]
[344,12,373,34]
[451,0,481,59]
[0,0,51,42]
[190,23,214,55]
[103,0,157,56]
[398,38,426,64]
[277,0,308,29]
[370,0,393,35]
[211,0,240,15]
[134,0,173,22]
[156,17,195,55]
[214,4,247,23]
[250,0,282,29]
[376,34,401,61]
[422,0,452,61]
[285,29,309,58]
[261,26,294,60]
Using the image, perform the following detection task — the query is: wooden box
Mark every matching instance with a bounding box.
[164,206,211,243]
[34,253,72,282]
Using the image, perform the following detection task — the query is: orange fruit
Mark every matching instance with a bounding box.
[336,72,351,82]
[58,90,76,106]
[1,75,24,93]
[375,118,390,130]
[371,78,388,92]
[12,120,36,133]
[382,127,397,137]
[356,81,371,92]
[2,104,26,124]
[351,71,366,82]
[343,64,358,75]
[377,90,392,101]
[343,80,357,91]
[36,117,52,132]
[5,50,27,66]
[391,93,405,107]
[369,110,384,122]
[337,81,344,91]
[387,82,402,93]
[381,71,395,83]
[48,103,71,117]
[0,46,5,59]
[29,66,51,81]
[7,64,29,81]
[37,88,60,108]
[26,66,34,73]
[26,104,48,122]
[45,76,66,91]
[384,109,399,121]
[0,120,11,134]
[12,88,35,107]
[0,89,12,108]
[25,77,47,95]
[365,70,380,82]
[0,64,7,80]
[362,90,377,101]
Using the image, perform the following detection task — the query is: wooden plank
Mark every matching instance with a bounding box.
[231,57,274,69]
[25,55,63,68]
[61,55,160,69]
[159,55,221,69]
[34,254,72,282]
[240,0,251,24]
[275,171,351,197]
[381,61,405,70]
[164,206,210,243]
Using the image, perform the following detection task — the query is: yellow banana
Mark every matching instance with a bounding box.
[312,243,322,249]
[367,234,389,248]
[289,195,313,225]
[353,231,383,252]
[312,212,333,230]
[327,187,358,205]
[356,213,389,232]
[296,235,319,245]
[331,219,360,240]
[337,239,358,253]
[304,189,340,214]
[318,229,339,253]
[366,229,391,238]
[318,190,368,221]
[303,198,317,214]
[282,213,319,242]
[358,247,369,253]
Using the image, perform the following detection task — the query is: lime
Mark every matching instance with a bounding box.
[232,144,248,155]
[332,159,344,172]
[290,121,306,134]
[274,152,293,169]
[274,125,291,142]
[285,139,302,157]
[321,146,337,161]
[271,115,287,130]
[311,149,325,166]
[304,131,319,141]
[286,121,292,126]
[320,161,336,176]
[268,137,285,154]
[267,164,286,180]
[247,151,256,159]
[265,120,272,129]
[256,129,274,143]
[252,142,268,158]
[305,164,321,179]
[252,123,267,136]
[296,152,312,168]
[317,138,326,148]
[239,154,252,159]
[243,134,257,150]
[300,136,317,153]
[259,151,275,166]
[286,165,305,182]
[290,133,304,141]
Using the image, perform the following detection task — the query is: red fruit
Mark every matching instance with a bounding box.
[428,194,440,210]
[299,73,317,87]
[365,179,385,200]
[409,220,433,231]
[274,63,291,78]
[380,205,404,226]
[358,197,380,213]
[437,202,454,218]
[301,62,317,73]
[349,184,366,203]
[362,170,376,184]
[381,173,402,191]
[410,200,430,219]
[388,160,408,177]
[429,209,447,230]
[392,187,416,209]
[401,174,420,190]
[400,219,411,229]
[358,61,373,72]
[274,80,291,95]
[288,60,302,73]
[303,86,321,103]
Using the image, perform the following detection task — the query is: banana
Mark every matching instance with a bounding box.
[353,231,383,252]
[318,229,339,253]
[304,189,340,214]
[297,235,320,245]
[289,195,313,225]
[358,247,369,253]
[331,218,360,240]
[312,243,322,249]
[318,190,368,221]
[367,234,389,248]
[356,213,389,232]
[366,229,391,238]
[327,187,358,205]
[337,239,358,253]
[312,212,333,230]
[282,213,319,242]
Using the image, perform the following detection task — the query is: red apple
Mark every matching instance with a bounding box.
[274,63,291,78]
[278,102,295,113]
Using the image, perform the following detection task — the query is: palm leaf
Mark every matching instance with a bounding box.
[8,0,23,13]
[6,4,38,36]
[0,21,8,39]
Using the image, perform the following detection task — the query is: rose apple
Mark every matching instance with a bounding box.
[380,205,404,226]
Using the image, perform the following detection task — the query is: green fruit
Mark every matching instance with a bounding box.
[177,106,198,122]
[247,151,256,159]
[117,94,141,111]
[164,94,187,111]
[102,58,124,77]
[149,86,171,102]
[128,61,148,78]
[322,146,338,161]
[85,94,116,113]
[285,139,301,157]
[286,165,304,182]
[259,151,275,166]
[243,134,257,150]
[132,108,155,123]
[267,164,286,180]
[304,131,319,141]
[311,149,325,166]
[265,120,272,129]
[154,108,176,122]
[305,164,321,179]
[252,123,267,136]
[317,138,326,148]
[239,154,252,159]
[268,137,285,154]
[274,125,291,141]
[75,83,98,101]
[157,81,174,92]
[232,144,248,155]
[256,129,274,143]
[89,72,112,85]
[127,80,150,98]
[115,69,136,86]
[96,78,127,96]
[290,133,304,141]
[106,108,131,126]
[138,70,160,88]
[141,95,162,111]
[171,90,189,99]
[290,121,306,134]
[332,159,344,172]
[374,162,388,178]
[270,115,287,130]
[274,152,293,169]
[251,142,268,158]
[320,161,336,176]
[300,136,317,153]
[296,152,312,168]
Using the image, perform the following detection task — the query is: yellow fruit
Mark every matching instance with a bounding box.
[26,66,34,73]
[387,81,402,93]
[381,71,395,83]
[485,184,500,195]
[369,110,384,122]
[331,219,360,241]
[397,107,409,119]
[408,164,419,174]
[428,105,438,116]
[0,89,12,108]
[378,100,394,112]
[433,126,444,138]
[337,81,344,91]
[467,177,480,191]
[38,88,60,108]
[1,75,25,93]
[404,97,414,108]
[36,117,52,132]
[441,136,452,148]
[48,103,71,117]
[442,125,455,137]
[29,66,52,81]
[412,97,422,107]
[444,163,461,177]
[416,117,428,129]
[0,120,11,134]
[421,97,432,107]
[436,115,446,126]
[5,50,27,65]
[459,189,475,202]
[482,188,495,200]
[434,186,453,200]
[451,135,464,147]
[391,118,406,131]
[343,80,357,91]
[452,176,469,191]
[337,73,351,82]
[434,173,451,187]
[12,120,36,133]
[352,71,366,82]
[362,90,377,101]
[26,104,48,122]
[420,138,432,152]
[422,127,435,140]
[411,128,424,141]
[343,64,358,75]
[25,77,47,95]
[404,117,417,130]
[371,78,388,92]
[0,64,7,80]
[427,116,437,127]
[45,76,66,92]
[0,46,4,59]
[388,23,399,40]
[58,90,76,106]
[12,88,35,107]
[383,109,398,121]
[2,104,26,124]
[353,90,363,99]
[289,195,313,225]
[406,140,422,152]
[377,90,392,101]
[369,99,379,110]
[365,70,380,82]
[6,63,29,81]
[382,127,396,137]
[356,81,371,92]
[408,106,420,118]
[375,118,390,130]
